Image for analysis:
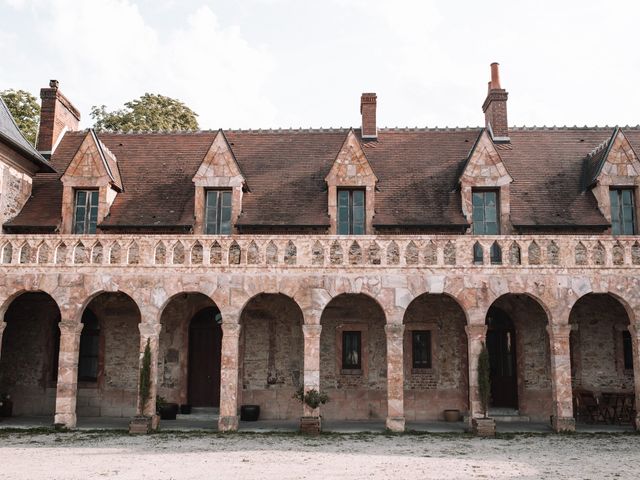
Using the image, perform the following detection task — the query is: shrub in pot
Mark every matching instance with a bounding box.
[293,387,329,435]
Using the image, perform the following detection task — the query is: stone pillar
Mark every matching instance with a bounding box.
[385,324,405,432]
[218,322,241,431]
[0,321,6,361]
[54,321,84,428]
[137,322,161,418]
[547,324,575,432]
[465,324,488,420]
[629,323,640,431]
[302,324,322,417]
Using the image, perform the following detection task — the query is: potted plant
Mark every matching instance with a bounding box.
[294,387,329,435]
[156,395,179,420]
[0,394,12,417]
[472,342,496,437]
[129,339,158,434]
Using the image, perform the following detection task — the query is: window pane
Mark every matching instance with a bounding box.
[472,192,484,207]
[622,189,633,205]
[484,191,496,207]
[472,190,499,235]
[342,331,361,369]
[412,331,431,369]
[205,191,219,234]
[485,222,498,235]
[623,331,633,370]
[352,190,365,207]
[219,191,232,234]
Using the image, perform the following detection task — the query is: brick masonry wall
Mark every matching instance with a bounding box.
[240,294,303,419]
[320,294,387,420]
[0,292,59,415]
[403,294,468,420]
[570,294,635,392]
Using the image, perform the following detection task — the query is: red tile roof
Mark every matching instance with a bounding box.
[7,126,640,232]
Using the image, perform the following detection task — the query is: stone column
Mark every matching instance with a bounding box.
[385,324,405,431]
[302,324,322,417]
[54,321,84,428]
[547,323,575,432]
[0,321,6,361]
[137,322,162,418]
[465,324,488,420]
[218,322,241,431]
[629,323,640,431]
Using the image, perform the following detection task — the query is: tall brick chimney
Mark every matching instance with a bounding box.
[482,63,509,142]
[37,80,81,157]
[360,92,377,139]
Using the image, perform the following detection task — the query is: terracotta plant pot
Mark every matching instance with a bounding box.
[443,409,461,422]
[240,404,260,421]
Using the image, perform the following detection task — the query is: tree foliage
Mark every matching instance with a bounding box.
[0,89,40,146]
[139,339,152,416]
[91,93,199,132]
[478,342,491,418]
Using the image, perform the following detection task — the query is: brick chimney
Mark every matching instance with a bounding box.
[482,63,509,142]
[360,92,377,139]
[37,80,81,157]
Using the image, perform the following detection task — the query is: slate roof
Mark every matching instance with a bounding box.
[0,97,55,173]
[7,125,640,232]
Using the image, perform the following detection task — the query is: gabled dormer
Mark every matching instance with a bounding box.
[192,129,245,234]
[325,129,377,234]
[60,129,122,234]
[587,128,640,235]
[459,129,513,234]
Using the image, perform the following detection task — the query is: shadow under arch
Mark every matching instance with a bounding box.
[484,293,552,422]
[0,290,61,417]
[402,292,469,421]
[239,292,305,420]
[319,292,387,421]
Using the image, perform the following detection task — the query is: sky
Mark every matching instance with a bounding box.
[1,0,640,130]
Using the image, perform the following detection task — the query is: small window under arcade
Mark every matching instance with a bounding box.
[412,330,432,369]
[205,190,232,235]
[73,190,99,234]
[342,331,362,370]
[610,189,635,235]
[472,190,499,235]
[338,189,365,235]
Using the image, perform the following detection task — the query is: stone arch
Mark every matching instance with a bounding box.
[0,290,62,417]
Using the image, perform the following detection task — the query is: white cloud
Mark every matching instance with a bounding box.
[0,0,276,128]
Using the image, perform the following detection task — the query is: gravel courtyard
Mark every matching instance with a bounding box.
[0,430,638,479]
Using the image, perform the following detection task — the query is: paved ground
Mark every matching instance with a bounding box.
[0,429,638,479]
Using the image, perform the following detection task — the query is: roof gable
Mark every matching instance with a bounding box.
[192,129,245,187]
[459,129,512,187]
[61,129,123,190]
[325,129,377,185]
[587,128,640,187]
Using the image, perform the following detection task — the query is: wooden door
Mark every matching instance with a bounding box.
[188,307,222,407]
[486,308,518,409]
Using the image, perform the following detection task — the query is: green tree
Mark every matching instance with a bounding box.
[91,93,199,132]
[0,89,40,146]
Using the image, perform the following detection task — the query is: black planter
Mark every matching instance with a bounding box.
[159,403,179,420]
[240,404,260,421]
[180,404,192,415]
[0,399,13,417]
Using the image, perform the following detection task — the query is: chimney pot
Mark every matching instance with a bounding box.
[49,79,59,89]
[360,92,377,139]
[490,62,501,89]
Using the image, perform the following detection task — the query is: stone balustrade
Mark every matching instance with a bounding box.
[0,234,639,269]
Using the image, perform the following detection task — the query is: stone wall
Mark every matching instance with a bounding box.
[0,158,32,232]
[320,294,387,420]
[570,294,635,392]
[76,292,140,417]
[0,292,59,415]
[240,294,303,419]
[403,294,468,420]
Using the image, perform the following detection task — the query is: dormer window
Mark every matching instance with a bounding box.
[337,189,365,235]
[472,190,499,234]
[205,190,232,234]
[73,190,99,234]
[610,188,635,235]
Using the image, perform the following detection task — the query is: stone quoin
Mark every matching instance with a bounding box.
[0,64,639,434]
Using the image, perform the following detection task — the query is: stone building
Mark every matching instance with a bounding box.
[0,64,638,433]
